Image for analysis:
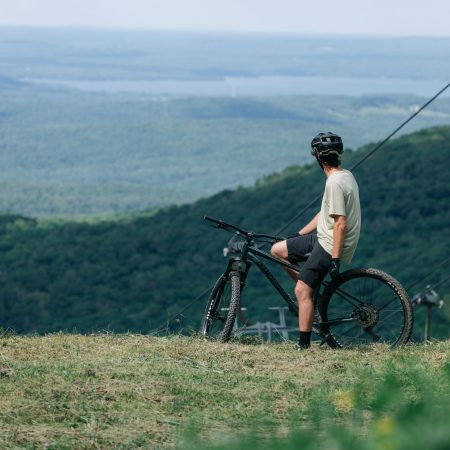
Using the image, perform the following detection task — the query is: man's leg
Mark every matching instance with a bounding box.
[271,240,299,281]
[295,280,314,348]
[294,240,331,349]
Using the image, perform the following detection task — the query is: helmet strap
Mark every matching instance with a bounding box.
[313,149,324,170]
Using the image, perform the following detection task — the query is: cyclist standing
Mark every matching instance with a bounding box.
[271,132,361,349]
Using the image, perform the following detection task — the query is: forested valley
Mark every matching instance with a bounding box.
[2,83,448,217]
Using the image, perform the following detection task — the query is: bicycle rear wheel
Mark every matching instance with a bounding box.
[318,268,413,348]
[200,271,240,342]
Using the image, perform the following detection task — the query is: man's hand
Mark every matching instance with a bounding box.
[329,258,340,280]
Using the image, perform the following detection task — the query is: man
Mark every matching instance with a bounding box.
[271,132,361,350]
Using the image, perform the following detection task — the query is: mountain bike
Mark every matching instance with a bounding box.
[201,216,413,348]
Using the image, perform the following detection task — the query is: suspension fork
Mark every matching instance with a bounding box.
[239,261,252,291]
[222,257,252,326]
[224,257,252,290]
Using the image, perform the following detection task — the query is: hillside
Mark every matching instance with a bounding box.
[0,126,449,336]
[0,334,449,449]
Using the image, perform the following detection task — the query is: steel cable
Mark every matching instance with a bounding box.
[151,285,212,335]
[406,255,450,293]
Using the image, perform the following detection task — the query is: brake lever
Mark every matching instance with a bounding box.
[205,222,221,229]
[206,221,233,234]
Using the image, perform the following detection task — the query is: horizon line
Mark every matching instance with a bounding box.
[1,24,450,39]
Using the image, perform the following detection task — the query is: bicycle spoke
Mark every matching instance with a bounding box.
[364,326,381,342]
[379,309,402,323]
[378,296,399,312]
[331,287,365,308]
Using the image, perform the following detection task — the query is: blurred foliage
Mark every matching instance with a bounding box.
[0,126,449,337]
[182,355,450,450]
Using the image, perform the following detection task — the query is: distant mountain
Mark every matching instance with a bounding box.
[0,126,449,339]
[1,27,450,81]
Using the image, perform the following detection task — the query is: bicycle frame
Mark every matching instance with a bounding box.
[203,215,416,348]
[205,215,362,337]
[220,239,343,340]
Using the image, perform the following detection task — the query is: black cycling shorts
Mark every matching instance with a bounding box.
[286,233,332,289]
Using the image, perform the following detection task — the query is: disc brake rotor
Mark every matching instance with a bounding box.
[354,303,379,328]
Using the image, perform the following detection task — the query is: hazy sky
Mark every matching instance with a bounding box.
[1,0,450,36]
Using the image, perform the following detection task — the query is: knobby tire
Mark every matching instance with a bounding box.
[201,271,241,342]
[318,268,413,348]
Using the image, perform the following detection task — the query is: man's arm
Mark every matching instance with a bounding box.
[297,212,320,236]
[331,215,347,258]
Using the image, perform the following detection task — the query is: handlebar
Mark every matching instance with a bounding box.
[203,215,284,242]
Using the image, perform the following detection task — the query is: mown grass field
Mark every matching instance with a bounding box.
[0,334,449,449]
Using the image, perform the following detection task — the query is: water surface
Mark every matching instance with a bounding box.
[25,75,450,97]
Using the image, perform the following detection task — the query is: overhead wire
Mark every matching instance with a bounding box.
[406,254,450,293]
[151,285,212,335]
[430,273,450,291]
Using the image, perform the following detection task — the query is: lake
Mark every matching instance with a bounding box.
[24,75,450,97]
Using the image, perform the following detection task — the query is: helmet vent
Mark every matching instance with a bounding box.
[311,132,343,156]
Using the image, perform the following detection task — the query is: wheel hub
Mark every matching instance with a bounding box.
[354,303,379,327]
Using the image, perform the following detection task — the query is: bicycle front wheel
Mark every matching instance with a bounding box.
[318,268,413,348]
[200,271,241,342]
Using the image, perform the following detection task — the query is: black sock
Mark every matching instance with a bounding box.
[298,331,311,349]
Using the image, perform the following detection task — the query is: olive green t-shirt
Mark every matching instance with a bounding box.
[317,169,361,263]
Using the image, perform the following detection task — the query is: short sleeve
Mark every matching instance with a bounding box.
[327,179,346,217]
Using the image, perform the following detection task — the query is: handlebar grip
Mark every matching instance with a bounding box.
[203,216,280,240]
[203,215,244,234]
[203,215,223,226]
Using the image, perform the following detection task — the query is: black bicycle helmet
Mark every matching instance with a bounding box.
[311,132,343,157]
